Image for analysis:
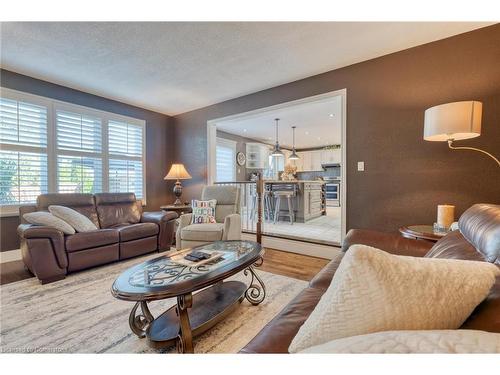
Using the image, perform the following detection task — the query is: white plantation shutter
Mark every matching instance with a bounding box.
[216,138,236,182]
[55,108,103,193]
[56,110,102,152]
[0,88,146,211]
[108,120,144,198]
[0,97,48,205]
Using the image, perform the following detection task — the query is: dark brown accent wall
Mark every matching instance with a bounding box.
[173,24,500,234]
[0,70,175,251]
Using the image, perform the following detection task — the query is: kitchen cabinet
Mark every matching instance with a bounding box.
[322,148,341,164]
[246,143,270,169]
[293,148,341,172]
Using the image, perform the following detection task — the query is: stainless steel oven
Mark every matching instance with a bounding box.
[324,178,340,207]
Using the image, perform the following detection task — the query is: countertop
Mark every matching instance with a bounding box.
[263,180,324,183]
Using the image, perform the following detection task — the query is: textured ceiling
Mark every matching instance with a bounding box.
[216,95,342,149]
[0,22,492,115]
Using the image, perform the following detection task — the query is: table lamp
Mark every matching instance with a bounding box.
[164,163,192,205]
[423,101,499,167]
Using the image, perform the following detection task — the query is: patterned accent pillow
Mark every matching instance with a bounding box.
[191,199,217,224]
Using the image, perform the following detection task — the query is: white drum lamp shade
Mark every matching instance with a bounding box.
[422,100,499,167]
[424,101,482,141]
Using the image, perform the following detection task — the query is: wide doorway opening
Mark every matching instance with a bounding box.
[207,90,346,257]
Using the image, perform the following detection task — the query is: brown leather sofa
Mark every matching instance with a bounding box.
[17,193,178,284]
[240,203,500,353]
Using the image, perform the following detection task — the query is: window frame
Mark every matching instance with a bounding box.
[0,87,147,217]
[215,137,237,182]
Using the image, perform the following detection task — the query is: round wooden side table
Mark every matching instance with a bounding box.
[398,225,447,243]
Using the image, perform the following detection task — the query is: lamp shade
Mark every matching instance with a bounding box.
[424,101,482,142]
[164,163,192,180]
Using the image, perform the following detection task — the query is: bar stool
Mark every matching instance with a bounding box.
[273,185,296,225]
[250,186,274,221]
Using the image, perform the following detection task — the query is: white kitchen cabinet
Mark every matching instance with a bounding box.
[321,149,341,164]
[292,152,303,171]
[246,143,270,169]
[311,150,323,171]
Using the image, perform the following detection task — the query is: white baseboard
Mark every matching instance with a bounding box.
[1,248,22,263]
[241,233,341,260]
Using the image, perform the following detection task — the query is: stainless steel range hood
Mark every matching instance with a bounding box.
[321,163,341,169]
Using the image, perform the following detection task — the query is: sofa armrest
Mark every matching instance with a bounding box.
[141,210,178,224]
[17,224,68,283]
[141,211,178,251]
[223,214,242,241]
[342,229,433,257]
[176,213,193,250]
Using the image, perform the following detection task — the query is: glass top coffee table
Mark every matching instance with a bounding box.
[111,240,265,353]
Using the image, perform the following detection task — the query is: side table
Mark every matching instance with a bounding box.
[160,205,192,247]
[398,225,447,243]
[160,204,192,216]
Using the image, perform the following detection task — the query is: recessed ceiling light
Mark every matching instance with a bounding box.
[329,113,334,117]
[305,131,309,135]
[243,129,247,132]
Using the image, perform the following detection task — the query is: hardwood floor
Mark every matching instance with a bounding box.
[1,260,33,285]
[260,248,330,281]
[0,248,330,285]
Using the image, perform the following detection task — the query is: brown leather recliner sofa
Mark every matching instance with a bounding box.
[17,193,178,284]
[240,203,500,353]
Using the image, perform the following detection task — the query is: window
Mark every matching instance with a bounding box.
[0,88,146,215]
[216,137,236,182]
[55,109,103,194]
[0,97,48,205]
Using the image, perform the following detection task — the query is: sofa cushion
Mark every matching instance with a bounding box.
[95,193,142,228]
[299,330,500,354]
[114,223,159,242]
[23,211,76,235]
[37,193,100,227]
[288,244,499,353]
[48,205,98,232]
[181,223,224,242]
[65,229,119,252]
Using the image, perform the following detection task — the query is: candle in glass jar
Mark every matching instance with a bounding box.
[437,205,455,229]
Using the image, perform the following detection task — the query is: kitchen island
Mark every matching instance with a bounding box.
[264,180,325,223]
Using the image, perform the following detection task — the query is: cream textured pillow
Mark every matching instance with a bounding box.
[23,211,76,235]
[48,205,98,232]
[288,244,499,353]
[299,330,500,353]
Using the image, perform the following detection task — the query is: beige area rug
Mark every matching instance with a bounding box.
[0,253,307,353]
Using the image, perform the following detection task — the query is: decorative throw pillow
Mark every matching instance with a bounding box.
[191,199,217,224]
[299,330,500,354]
[23,211,76,235]
[48,205,98,232]
[288,244,499,353]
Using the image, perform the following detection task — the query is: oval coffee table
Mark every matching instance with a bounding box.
[111,240,265,353]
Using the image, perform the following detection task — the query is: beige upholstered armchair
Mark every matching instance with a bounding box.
[176,185,241,249]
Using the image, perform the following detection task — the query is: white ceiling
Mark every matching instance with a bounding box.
[217,95,342,149]
[0,22,492,115]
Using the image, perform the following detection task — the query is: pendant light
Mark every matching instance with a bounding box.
[289,126,300,160]
[271,118,284,157]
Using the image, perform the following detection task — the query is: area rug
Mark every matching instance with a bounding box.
[0,253,307,353]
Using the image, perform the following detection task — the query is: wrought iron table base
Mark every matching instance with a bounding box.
[127,261,266,354]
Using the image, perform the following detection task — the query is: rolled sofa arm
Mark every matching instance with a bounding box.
[17,224,68,284]
[342,229,434,257]
[141,211,178,252]
[223,214,242,241]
